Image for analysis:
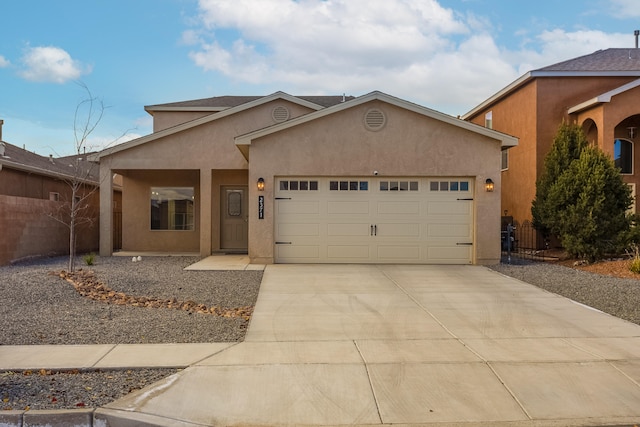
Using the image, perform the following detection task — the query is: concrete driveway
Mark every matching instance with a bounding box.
[97,264,640,426]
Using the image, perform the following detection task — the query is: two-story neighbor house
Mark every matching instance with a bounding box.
[463,47,640,225]
[93,91,517,265]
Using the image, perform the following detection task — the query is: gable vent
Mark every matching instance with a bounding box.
[272,106,290,123]
[364,108,386,131]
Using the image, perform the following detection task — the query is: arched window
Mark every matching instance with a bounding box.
[614,139,633,174]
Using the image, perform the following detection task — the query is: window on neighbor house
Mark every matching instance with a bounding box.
[150,187,195,230]
[501,149,509,170]
[614,139,633,174]
[485,111,493,129]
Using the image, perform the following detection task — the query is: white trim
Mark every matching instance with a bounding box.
[236,91,518,160]
[91,92,325,161]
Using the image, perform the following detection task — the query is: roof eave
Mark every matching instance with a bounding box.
[236,91,518,150]
[462,72,533,120]
[462,70,640,120]
[95,92,326,161]
[144,106,229,115]
[0,158,99,185]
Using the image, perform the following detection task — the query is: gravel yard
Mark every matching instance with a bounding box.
[0,256,262,345]
[2,255,640,411]
[0,255,261,411]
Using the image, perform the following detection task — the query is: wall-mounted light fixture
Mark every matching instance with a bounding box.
[629,127,637,139]
[485,178,494,192]
[257,177,265,191]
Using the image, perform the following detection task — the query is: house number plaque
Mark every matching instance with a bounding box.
[258,195,264,219]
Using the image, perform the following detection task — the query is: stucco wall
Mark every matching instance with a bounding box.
[121,170,200,252]
[101,99,317,255]
[0,194,99,265]
[246,100,503,264]
[152,111,213,132]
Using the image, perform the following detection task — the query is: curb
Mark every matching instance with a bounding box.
[0,408,95,427]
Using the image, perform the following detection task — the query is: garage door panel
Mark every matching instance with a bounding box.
[278,201,320,214]
[427,246,472,264]
[376,201,420,215]
[427,224,472,238]
[376,223,420,237]
[327,245,370,259]
[428,201,472,215]
[278,223,320,237]
[328,223,371,236]
[377,245,421,260]
[276,245,319,260]
[327,201,369,214]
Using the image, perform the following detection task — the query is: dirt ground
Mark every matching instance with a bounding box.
[565,258,640,279]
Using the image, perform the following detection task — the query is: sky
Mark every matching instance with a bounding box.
[1,0,639,156]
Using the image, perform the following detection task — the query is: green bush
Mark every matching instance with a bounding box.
[532,123,633,262]
[83,253,96,266]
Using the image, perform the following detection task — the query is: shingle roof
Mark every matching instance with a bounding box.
[536,48,640,72]
[0,141,99,183]
[145,94,356,110]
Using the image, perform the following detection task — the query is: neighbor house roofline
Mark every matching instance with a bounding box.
[235,91,518,160]
[461,71,640,120]
[567,77,640,114]
[91,92,327,161]
[0,142,99,185]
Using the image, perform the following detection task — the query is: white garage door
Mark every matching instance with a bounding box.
[274,177,474,264]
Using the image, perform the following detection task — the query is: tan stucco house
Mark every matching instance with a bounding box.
[94,91,517,265]
[463,48,640,224]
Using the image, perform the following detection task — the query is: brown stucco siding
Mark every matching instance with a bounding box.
[467,81,538,222]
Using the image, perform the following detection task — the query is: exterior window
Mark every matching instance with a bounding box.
[501,149,509,170]
[330,180,368,191]
[379,181,418,191]
[614,139,633,174]
[49,192,59,201]
[485,111,493,129]
[151,187,194,230]
[280,180,318,191]
[430,180,470,191]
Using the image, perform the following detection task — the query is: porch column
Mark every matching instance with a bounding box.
[99,161,113,256]
[199,169,212,257]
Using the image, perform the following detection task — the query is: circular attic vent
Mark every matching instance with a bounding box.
[364,108,386,131]
[272,106,290,123]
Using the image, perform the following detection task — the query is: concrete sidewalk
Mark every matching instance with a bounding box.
[88,264,640,427]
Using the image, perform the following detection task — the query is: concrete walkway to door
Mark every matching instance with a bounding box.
[97,264,640,426]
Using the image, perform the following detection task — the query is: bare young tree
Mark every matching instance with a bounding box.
[48,83,106,272]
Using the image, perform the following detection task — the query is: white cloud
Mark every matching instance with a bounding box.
[509,29,632,74]
[184,0,637,115]
[608,0,640,18]
[0,55,9,67]
[19,46,90,84]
